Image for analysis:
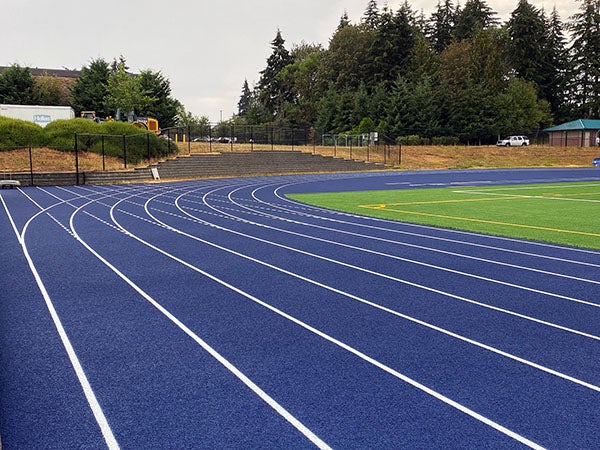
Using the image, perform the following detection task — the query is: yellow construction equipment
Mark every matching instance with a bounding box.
[132,117,160,134]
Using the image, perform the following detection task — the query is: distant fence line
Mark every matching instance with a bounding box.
[0,126,402,186]
[160,125,400,164]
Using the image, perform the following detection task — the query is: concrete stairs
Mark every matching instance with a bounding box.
[85,150,385,184]
[8,151,386,186]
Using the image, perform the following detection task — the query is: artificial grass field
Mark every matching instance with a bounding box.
[289,182,600,250]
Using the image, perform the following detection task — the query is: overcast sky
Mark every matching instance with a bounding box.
[2,0,577,122]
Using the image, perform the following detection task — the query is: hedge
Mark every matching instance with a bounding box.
[0,117,174,162]
[0,116,47,147]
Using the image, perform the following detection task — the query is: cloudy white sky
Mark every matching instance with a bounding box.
[2,0,578,122]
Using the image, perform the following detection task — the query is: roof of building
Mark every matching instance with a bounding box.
[0,66,81,78]
[545,119,600,132]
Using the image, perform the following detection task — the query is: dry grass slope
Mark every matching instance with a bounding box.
[1,144,598,174]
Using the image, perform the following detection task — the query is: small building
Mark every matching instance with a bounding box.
[545,119,600,147]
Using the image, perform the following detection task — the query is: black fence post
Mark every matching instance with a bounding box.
[271,127,274,151]
[398,143,402,166]
[230,125,234,152]
[167,129,172,155]
[28,146,34,186]
[122,135,127,169]
[334,136,337,157]
[146,133,151,162]
[102,135,106,171]
[74,133,80,185]
[187,126,191,155]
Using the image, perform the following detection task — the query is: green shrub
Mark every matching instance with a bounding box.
[0,116,46,148]
[44,118,100,148]
[432,136,460,145]
[397,135,430,145]
[43,119,174,163]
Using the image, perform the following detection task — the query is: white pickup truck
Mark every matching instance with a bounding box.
[496,135,529,146]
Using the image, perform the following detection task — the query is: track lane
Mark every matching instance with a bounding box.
[2,169,600,448]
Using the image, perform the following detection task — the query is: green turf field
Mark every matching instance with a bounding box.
[288,182,600,250]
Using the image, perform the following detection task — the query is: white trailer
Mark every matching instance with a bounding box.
[0,104,75,127]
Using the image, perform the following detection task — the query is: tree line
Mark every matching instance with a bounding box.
[237,0,600,143]
[0,57,185,129]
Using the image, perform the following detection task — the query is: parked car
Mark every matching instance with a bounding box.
[216,137,237,143]
[496,135,530,147]
[192,137,215,142]
[593,157,600,167]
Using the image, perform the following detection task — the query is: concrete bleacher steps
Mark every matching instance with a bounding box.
[9,150,387,186]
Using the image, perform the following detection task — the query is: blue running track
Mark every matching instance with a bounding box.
[1,168,600,449]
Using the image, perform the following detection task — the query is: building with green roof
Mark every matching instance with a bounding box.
[545,119,600,147]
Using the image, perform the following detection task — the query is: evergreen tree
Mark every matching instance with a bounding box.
[256,29,294,121]
[0,64,36,104]
[544,7,569,120]
[362,0,380,29]
[71,58,111,116]
[567,0,600,118]
[429,0,456,53]
[507,0,547,88]
[338,11,351,31]
[237,79,252,118]
[453,0,499,41]
[138,69,180,128]
[367,5,416,86]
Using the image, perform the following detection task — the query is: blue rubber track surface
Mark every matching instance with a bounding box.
[1,168,600,449]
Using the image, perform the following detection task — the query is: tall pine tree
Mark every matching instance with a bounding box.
[428,0,456,53]
[237,79,252,118]
[544,7,569,121]
[453,0,499,41]
[567,0,600,118]
[256,30,293,121]
[362,0,380,29]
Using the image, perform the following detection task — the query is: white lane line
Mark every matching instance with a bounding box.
[1,191,120,450]
[66,192,332,450]
[123,192,600,395]
[107,189,544,449]
[191,183,600,282]
[225,185,600,293]
[186,187,600,341]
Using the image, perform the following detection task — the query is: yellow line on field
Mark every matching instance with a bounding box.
[358,206,600,238]
[359,196,523,208]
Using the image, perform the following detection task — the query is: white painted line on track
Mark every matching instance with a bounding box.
[186,187,600,341]
[98,187,544,449]
[123,190,600,395]
[66,190,332,450]
[221,185,600,295]
[2,190,120,450]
